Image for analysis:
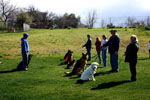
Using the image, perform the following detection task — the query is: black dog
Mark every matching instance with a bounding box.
[16,55,32,71]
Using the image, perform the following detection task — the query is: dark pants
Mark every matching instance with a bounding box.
[86,49,91,61]
[22,52,29,70]
[110,53,119,72]
[129,62,137,81]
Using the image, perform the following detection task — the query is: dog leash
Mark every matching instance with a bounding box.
[119,55,124,65]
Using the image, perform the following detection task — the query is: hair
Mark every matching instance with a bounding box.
[102,35,107,39]
[87,34,90,37]
[96,37,101,41]
[131,35,138,42]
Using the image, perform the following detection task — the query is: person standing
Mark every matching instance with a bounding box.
[148,41,150,58]
[82,34,92,61]
[124,35,139,81]
[103,29,120,72]
[21,33,30,71]
[101,35,108,67]
[95,37,102,64]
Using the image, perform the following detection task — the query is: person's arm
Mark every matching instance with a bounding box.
[100,41,102,51]
[103,40,109,47]
[115,36,120,55]
[82,41,87,47]
[24,40,29,55]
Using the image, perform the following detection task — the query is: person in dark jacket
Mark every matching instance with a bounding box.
[21,33,30,71]
[124,35,139,81]
[82,34,92,61]
[103,29,120,72]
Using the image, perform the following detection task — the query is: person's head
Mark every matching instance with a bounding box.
[87,34,90,39]
[110,29,117,36]
[96,37,100,42]
[23,33,29,39]
[102,35,107,40]
[130,35,138,43]
[149,41,150,43]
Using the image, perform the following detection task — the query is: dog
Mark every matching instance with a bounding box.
[80,62,99,81]
[17,54,32,71]
[65,60,76,69]
[64,50,73,64]
[65,53,88,75]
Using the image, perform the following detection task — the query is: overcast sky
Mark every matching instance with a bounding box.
[11,0,150,25]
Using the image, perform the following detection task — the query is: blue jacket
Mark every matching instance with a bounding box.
[21,38,30,53]
[83,39,92,50]
[104,35,120,54]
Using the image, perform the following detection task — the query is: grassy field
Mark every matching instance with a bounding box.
[0,28,150,100]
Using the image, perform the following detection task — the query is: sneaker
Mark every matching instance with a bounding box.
[128,79,136,82]
[25,68,28,71]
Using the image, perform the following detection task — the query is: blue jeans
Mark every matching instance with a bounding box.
[110,53,119,72]
[87,49,91,61]
[22,52,29,70]
[97,51,101,64]
[102,49,107,67]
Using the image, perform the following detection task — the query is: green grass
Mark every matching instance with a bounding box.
[0,28,150,100]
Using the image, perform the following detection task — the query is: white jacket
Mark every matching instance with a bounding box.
[101,39,108,50]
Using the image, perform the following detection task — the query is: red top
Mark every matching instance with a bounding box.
[95,40,102,51]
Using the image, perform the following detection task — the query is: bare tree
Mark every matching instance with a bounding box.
[0,0,17,24]
[146,16,150,26]
[86,10,97,28]
[127,17,136,27]
[28,5,39,13]
[100,19,105,28]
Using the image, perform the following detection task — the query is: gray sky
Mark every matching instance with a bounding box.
[11,0,150,26]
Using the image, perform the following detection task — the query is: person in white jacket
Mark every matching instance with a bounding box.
[148,41,150,58]
[80,62,99,81]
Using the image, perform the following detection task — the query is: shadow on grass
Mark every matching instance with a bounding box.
[138,57,150,60]
[91,80,130,90]
[94,71,113,76]
[69,74,81,79]
[76,79,89,84]
[0,69,20,74]
[59,62,65,66]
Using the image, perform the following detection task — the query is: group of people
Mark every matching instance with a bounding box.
[82,29,139,81]
[21,29,150,81]
[82,29,120,72]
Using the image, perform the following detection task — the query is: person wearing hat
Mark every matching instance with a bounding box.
[82,34,92,61]
[21,33,30,71]
[124,35,139,81]
[103,29,120,72]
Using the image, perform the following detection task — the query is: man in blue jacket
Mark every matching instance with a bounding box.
[82,34,92,61]
[21,33,30,71]
[103,29,120,72]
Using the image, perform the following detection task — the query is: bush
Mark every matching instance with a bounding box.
[144,27,150,30]
[0,24,8,31]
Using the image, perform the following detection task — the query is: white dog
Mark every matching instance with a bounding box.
[80,62,99,81]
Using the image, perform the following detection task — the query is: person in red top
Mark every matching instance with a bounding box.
[95,37,102,64]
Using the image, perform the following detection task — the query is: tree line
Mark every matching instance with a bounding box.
[1,0,150,32]
[1,0,97,32]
